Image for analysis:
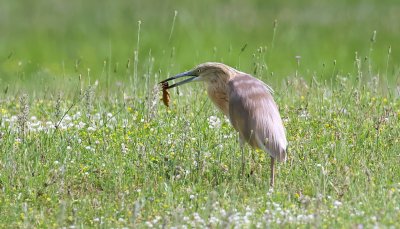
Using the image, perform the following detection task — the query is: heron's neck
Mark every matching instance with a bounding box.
[206,73,232,117]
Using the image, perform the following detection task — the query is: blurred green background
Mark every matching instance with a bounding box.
[0,0,399,93]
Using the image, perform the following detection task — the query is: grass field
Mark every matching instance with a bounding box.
[1,0,400,228]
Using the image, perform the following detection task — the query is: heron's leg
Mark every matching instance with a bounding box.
[240,146,245,177]
[270,156,275,187]
[239,137,245,177]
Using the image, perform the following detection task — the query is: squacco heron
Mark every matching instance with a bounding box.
[160,62,287,187]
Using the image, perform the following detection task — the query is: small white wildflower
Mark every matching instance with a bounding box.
[93,113,101,121]
[10,115,18,122]
[267,188,274,196]
[122,119,128,128]
[333,200,342,208]
[152,216,161,224]
[208,116,221,129]
[73,112,81,120]
[30,116,37,121]
[193,212,204,224]
[209,216,219,224]
[121,143,128,154]
[54,161,59,165]
[77,121,86,129]
[299,110,310,119]
[87,126,96,132]
[220,209,226,217]
[189,194,195,200]
[60,124,68,130]
[64,115,72,122]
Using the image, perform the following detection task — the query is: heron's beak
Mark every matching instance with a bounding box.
[159,70,199,89]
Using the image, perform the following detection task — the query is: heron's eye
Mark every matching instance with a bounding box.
[197,69,201,74]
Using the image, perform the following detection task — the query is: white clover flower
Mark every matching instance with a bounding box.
[152,216,161,224]
[73,112,81,120]
[77,121,86,129]
[93,113,101,121]
[333,200,342,208]
[10,116,18,122]
[209,216,219,224]
[64,115,72,122]
[299,110,310,119]
[193,212,205,224]
[207,116,221,129]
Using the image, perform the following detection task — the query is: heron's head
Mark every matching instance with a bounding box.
[160,62,238,89]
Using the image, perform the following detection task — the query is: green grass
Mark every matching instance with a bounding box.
[1,0,400,228]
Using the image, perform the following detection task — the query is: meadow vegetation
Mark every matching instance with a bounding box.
[0,0,399,228]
